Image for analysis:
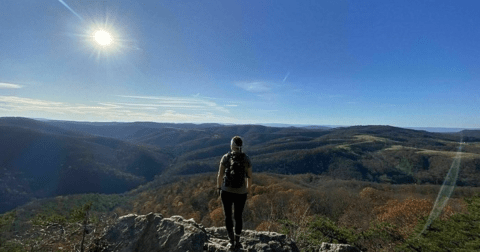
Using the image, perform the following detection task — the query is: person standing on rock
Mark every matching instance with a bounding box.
[217,136,253,249]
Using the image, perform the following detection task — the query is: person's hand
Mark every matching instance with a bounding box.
[216,188,222,197]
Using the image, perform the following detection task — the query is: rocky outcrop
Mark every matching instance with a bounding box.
[91,212,299,252]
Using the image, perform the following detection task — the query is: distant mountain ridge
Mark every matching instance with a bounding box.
[1,117,480,213]
[44,119,223,140]
[459,129,480,138]
[407,127,477,133]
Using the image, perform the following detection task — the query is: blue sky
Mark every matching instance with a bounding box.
[1,0,479,128]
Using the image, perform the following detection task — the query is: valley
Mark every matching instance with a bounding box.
[1,117,480,213]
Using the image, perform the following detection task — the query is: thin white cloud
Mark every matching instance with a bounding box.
[113,102,204,109]
[0,83,23,89]
[236,81,271,93]
[225,104,238,107]
[97,102,124,109]
[0,96,233,123]
[117,95,183,100]
[115,95,229,113]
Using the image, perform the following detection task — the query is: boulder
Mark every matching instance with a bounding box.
[319,242,360,252]
[91,212,299,252]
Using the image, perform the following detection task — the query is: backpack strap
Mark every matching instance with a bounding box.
[222,152,232,172]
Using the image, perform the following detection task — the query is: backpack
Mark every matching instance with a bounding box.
[223,152,246,188]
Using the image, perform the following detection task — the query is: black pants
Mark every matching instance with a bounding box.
[221,190,247,235]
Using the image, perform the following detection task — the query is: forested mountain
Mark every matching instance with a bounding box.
[0,118,173,213]
[1,117,480,213]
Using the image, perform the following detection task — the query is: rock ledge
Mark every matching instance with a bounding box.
[91,212,299,252]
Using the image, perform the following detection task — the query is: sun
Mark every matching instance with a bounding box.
[94,30,113,46]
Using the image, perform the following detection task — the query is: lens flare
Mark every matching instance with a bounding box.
[58,0,84,21]
[419,139,463,236]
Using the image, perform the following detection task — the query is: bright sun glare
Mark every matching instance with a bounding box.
[94,30,112,46]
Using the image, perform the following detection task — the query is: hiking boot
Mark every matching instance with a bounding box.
[235,234,242,249]
[227,231,235,249]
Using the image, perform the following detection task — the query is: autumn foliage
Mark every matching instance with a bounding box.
[1,172,479,251]
[111,172,474,250]
[374,198,455,238]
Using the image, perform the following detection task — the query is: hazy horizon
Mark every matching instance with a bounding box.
[4,116,475,133]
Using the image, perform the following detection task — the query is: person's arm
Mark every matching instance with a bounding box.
[217,163,225,189]
[246,164,252,193]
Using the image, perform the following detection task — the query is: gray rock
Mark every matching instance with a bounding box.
[92,212,299,252]
[205,228,299,252]
[319,242,360,252]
